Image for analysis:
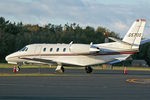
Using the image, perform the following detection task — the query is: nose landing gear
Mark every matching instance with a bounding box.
[85,66,93,73]
[16,66,20,72]
[13,66,20,73]
[12,63,22,73]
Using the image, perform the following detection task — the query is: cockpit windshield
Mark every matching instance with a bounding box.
[19,47,28,52]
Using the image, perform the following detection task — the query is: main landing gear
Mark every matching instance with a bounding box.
[85,66,93,73]
[55,65,93,73]
[55,65,64,73]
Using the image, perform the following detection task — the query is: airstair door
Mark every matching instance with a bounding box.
[35,46,42,58]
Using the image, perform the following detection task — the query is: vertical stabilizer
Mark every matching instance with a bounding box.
[122,19,146,49]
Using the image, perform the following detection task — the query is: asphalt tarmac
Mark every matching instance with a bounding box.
[0,68,150,100]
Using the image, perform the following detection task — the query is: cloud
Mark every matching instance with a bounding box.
[111,21,128,35]
[0,0,150,37]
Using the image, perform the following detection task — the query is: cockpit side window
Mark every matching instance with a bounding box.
[19,47,28,52]
[19,47,26,51]
[25,48,28,51]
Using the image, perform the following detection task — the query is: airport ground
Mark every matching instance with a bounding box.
[0,64,150,100]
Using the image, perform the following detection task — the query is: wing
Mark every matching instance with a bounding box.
[20,57,75,65]
[20,57,57,65]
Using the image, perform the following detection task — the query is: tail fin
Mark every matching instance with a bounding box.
[122,19,146,49]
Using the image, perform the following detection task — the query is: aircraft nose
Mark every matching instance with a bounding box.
[5,55,10,62]
[5,52,18,64]
[5,54,13,62]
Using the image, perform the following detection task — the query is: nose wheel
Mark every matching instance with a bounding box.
[13,66,21,73]
[13,63,22,73]
[85,66,93,73]
[16,66,20,72]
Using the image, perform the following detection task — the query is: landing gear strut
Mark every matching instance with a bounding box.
[55,65,64,73]
[13,65,20,73]
[16,62,22,72]
[16,66,20,72]
[85,66,93,73]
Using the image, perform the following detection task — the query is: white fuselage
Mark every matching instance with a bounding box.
[5,42,135,66]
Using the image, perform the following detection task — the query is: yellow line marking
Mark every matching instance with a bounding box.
[126,78,150,84]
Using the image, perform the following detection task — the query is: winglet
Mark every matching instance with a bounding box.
[69,41,73,45]
[69,41,73,52]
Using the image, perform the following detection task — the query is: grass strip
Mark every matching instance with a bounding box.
[0,63,150,71]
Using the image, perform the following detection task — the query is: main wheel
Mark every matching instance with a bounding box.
[61,66,65,73]
[16,66,20,72]
[55,65,65,73]
[85,66,93,73]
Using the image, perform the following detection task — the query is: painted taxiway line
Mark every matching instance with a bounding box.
[126,78,150,84]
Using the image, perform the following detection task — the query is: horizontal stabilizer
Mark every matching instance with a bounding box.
[108,56,129,64]
[108,37,135,46]
[108,60,121,65]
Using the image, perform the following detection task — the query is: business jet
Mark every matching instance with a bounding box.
[5,19,149,73]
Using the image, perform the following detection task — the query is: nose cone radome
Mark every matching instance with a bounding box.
[5,53,14,62]
[5,55,10,62]
[5,53,18,64]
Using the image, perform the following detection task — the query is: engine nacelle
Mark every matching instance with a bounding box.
[69,44,90,53]
[89,45,100,53]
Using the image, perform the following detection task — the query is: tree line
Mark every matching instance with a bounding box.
[0,17,150,66]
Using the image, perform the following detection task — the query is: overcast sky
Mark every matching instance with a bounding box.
[1,0,150,37]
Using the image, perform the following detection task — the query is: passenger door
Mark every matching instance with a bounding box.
[34,46,42,58]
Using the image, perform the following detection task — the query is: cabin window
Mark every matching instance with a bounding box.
[43,48,46,52]
[63,48,66,52]
[50,48,53,52]
[56,48,59,52]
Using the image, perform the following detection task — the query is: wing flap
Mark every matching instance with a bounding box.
[20,57,56,64]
